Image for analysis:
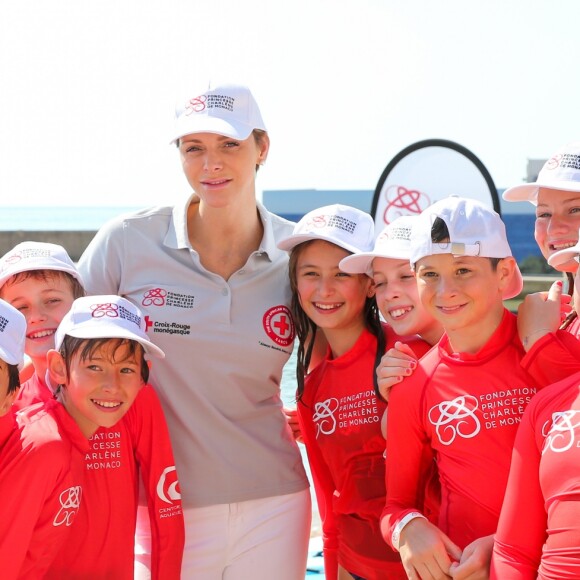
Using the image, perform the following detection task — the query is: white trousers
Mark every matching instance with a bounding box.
[181,489,311,580]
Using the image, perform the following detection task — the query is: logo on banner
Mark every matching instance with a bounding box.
[382,185,431,225]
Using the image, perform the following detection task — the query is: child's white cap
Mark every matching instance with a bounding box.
[503,141,580,204]
[277,204,375,254]
[0,298,26,366]
[55,295,165,359]
[170,82,266,144]
[548,227,580,268]
[0,241,83,289]
[410,196,523,299]
[339,215,418,275]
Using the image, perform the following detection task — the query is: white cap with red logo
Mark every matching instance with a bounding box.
[171,82,266,144]
[55,295,164,359]
[277,204,376,255]
[503,141,580,204]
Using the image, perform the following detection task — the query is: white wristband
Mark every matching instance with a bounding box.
[391,512,426,551]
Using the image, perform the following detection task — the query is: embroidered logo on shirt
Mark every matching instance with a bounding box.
[53,486,82,527]
[542,410,580,454]
[428,395,481,445]
[313,398,339,437]
[141,288,195,309]
[263,305,295,347]
[157,466,183,519]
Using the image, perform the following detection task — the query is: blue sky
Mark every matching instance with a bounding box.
[0,0,578,207]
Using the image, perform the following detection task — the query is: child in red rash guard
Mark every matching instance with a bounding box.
[0,243,184,579]
[278,205,431,580]
[381,196,539,579]
[490,234,580,578]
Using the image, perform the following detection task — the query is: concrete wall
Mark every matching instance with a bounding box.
[0,231,96,262]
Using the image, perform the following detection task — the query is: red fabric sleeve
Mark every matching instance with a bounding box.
[522,330,580,387]
[130,385,185,580]
[0,439,72,579]
[381,369,431,549]
[298,400,339,580]
[490,402,546,579]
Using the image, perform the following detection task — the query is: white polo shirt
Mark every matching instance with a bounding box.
[78,195,308,508]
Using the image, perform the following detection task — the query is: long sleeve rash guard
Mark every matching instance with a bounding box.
[491,372,580,579]
[382,310,539,551]
[299,325,430,580]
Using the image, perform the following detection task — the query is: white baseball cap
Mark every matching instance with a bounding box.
[170,82,266,144]
[339,215,418,275]
[0,298,26,366]
[410,196,523,299]
[548,227,580,268]
[0,241,83,289]
[277,204,375,254]
[503,141,580,204]
[55,295,165,359]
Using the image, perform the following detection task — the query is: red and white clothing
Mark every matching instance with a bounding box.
[382,310,538,551]
[44,384,184,579]
[522,328,580,387]
[14,371,54,410]
[299,325,431,580]
[491,372,580,579]
[0,400,88,579]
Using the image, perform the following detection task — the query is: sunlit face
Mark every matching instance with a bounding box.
[415,253,508,344]
[0,360,16,417]
[49,340,145,438]
[371,257,442,345]
[534,188,580,273]
[1,274,75,366]
[178,132,268,208]
[295,240,372,338]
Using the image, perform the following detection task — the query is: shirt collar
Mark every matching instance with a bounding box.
[164,194,283,262]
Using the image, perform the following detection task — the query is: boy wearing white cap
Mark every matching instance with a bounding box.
[381,197,540,579]
[279,205,431,580]
[79,82,311,578]
[0,243,184,579]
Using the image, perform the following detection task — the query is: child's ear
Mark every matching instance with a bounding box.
[366,277,376,298]
[497,257,517,293]
[47,350,68,386]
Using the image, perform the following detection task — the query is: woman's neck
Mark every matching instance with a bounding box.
[323,322,366,360]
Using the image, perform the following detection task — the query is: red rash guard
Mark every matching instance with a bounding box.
[298,324,430,580]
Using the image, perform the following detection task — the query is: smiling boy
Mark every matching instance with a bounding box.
[381,197,539,579]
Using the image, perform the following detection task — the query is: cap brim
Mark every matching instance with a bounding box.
[65,326,165,359]
[503,180,580,204]
[548,246,580,269]
[0,346,21,367]
[277,234,361,255]
[170,117,256,145]
[339,253,375,274]
[0,264,83,289]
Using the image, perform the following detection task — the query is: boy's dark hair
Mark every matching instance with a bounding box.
[288,240,386,403]
[59,337,149,384]
[7,363,20,395]
[2,270,85,299]
[431,217,501,269]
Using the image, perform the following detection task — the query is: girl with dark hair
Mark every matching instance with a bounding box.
[279,204,430,580]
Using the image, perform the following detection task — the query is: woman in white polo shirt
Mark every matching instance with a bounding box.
[78,82,311,579]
